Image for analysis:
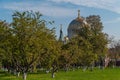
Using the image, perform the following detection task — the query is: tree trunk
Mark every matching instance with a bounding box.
[52,67,55,78]
[46,70,49,74]
[16,72,20,77]
[90,65,94,71]
[52,72,55,78]
[82,66,87,72]
[51,66,57,78]
[90,63,94,71]
[23,72,27,80]
[64,64,69,72]
[7,67,11,73]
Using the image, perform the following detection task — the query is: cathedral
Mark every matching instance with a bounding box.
[59,10,88,42]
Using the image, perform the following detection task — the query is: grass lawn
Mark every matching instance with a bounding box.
[0,68,120,80]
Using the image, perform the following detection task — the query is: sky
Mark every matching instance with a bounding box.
[0,0,120,40]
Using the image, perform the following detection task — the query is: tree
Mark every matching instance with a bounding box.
[61,15,108,70]
[40,39,61,78]
[86,15,108,68]
[59,25,95,71]
[0,21,7,67]
[108,40,120,67]
[76,24,97,70]
[0,20,12,71]
[10,11,56,80]
[86,15,103,34]
[59,39,81,71]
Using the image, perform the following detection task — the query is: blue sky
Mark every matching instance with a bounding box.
[0,0,120,40]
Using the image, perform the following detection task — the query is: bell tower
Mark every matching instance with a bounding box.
[59,24,63,41]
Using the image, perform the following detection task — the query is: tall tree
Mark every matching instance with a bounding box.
[11,11,56,80]
[0,20,12,71]
[59,39,81,71]
[86,15,108,68]
[77,24,97,70]
[40,39,61,78]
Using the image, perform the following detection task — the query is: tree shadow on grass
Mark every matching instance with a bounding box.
[0,73,19,80]
[29,70,47,75]
[0,72,10,76]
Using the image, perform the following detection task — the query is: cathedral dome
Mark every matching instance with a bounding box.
[68,17,84,31]
[68,10,87,39]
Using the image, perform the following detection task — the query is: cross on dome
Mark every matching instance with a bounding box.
[78,10,80,18]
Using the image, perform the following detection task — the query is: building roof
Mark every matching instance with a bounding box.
[67,10,87,38]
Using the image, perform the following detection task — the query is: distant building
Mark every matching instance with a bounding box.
[67,10,88,39]
[59,10,88,41]
[59,24,63,41]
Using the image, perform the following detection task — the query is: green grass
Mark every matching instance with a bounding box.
[1,68,120,80]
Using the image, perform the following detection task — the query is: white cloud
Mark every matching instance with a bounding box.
[2,0,120,18]
[3,2,76,18]
[49,0,120,14]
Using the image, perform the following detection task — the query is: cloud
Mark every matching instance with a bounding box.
[49,0,120,14]
[2,2,76,18]
[2,0,120,18]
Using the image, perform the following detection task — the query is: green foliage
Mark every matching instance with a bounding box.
[59,15,108,68]
[0,20,12,69]
[0,11,109,79]
[86,15,108,56]
[85,15,108,64]
[10,11,59,75]
[0,11,59,80]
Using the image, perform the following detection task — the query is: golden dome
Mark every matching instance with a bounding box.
[68,10,87,39]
